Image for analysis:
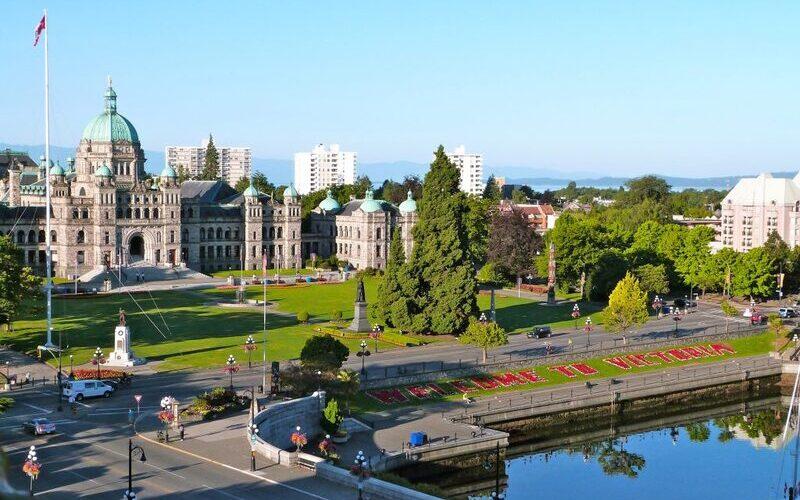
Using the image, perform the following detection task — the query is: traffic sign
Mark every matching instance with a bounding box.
[134,395,142,403]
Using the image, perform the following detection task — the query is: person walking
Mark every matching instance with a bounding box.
[179,424,185,441]
[128,408,134,424]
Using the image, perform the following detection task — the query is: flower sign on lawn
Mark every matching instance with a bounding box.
[364,342,739,406]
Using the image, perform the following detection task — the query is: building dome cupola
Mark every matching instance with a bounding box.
[244,177,259,198]
[359,188,383,213]
[399,190,417,213]
[94,163,113,177]
[81,77,140,143]
[283,183,298,202]
[49,161,65,177]
[318,190,341,213]
[160,164,177,179]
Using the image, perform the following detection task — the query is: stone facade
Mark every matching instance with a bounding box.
[0,80,417,278]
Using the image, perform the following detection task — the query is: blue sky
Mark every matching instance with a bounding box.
[2,1,799,177]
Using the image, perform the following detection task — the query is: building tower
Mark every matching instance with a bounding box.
[243,179,264,271]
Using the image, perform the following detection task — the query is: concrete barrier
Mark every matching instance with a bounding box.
[316,462,440,500]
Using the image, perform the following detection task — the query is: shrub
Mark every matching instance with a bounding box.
[331,310,343,323]
[181,386,250,420]
[297,311,310,324]
[321,399,343,435]
[300,335,349,372]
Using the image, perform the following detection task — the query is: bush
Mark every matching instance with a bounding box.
[321,399,343,435]
[300,335,349,372]
[331,310,343,322]
[297,311,310,323]
[182,387,250,420]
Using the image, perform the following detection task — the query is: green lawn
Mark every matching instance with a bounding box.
[477,292,606,334]
[351,332,774,413]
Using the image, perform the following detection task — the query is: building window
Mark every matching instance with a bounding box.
[170,231,175,243]
[38,230,45,243]
[77,251,85,264]
[104,232,110,245]
[82,208,89,219]
[51,230,57,243]
[76,230,85,244]
[200,228,206,241]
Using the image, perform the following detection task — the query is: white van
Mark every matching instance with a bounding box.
[62,380,114,401]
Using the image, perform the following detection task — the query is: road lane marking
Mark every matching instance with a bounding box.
[22,403,53,413]
[92,442,187,480]
[203,484,248,500]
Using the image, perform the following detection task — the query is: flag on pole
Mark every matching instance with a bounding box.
[33,14,46,47]
[262,252,267,278]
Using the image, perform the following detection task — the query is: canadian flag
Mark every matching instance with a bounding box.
[33,14,46,47]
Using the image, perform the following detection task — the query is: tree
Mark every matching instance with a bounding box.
[405,146,478,334]
[511,188,527,204]
[464,195,491,267]
[731,247,775,300]
[177,164,191,183]
[477,262,506,287]
[252,172,276,196]
[0,236,41,331]
[538,213,612,287]
[720,299,738,333]
[487,207,541,280]
[621,175,671,205]
[200,134,220,180]
[585,249,628,301]
[603,272,648,333]
[763,230,790,273]
[234,177,250,193]
[633,264,669,296]
[685,423,711,442]
[674,226,715,293]
[768,314,788,339]
[353,175,373,198]
[321,399,343,435]
[373,230,406,327]
[377,179,405,204]
[483,175,501,201]
[299,335,349,372]
[459,318,508,363]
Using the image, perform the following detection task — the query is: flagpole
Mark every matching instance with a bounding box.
[44,9,54,349]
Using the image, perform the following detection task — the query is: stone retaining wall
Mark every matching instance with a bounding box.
[253,391,325,449]
[316,462,441,500]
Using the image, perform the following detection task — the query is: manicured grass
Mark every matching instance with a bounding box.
[351,332,775,413]
[210,268,316,278]
[7,288,399,372]
[477,292,606,334]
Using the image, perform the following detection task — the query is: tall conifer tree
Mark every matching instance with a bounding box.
[373,229,406,326]
[201,134,220,180]
[407,146,478,334]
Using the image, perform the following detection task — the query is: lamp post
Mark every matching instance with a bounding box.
[571,303,581,330]
[584,317,593,347]
[125,439,147,499]
[56,331,63,412]
[356,340,371,376]
[244,335,256,369]
[69,354,74,378]
[673,308,683,335]
[483,442,504,499]
[354,450,369,500]
[159,396,176,442]
[23,445,40,497]
[225,355,239,391]
[5,360,9,386]
[249,422,258,471]
[93,347,103,380]
[370,325,381,354]
[652,295,664,318]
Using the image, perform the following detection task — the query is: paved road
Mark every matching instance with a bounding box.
[0,371,345,499]
[344,300,772,380]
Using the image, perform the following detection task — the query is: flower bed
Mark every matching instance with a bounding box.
[72,368,132,381]
[313,326,425,347]
[180,387,250,420]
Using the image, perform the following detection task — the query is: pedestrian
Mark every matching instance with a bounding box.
[567,338,573,351]
[128,408,134,424]
[179,424,185,441]
[622,335,627,345]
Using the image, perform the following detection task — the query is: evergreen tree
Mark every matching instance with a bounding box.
[0,236,41,331]
[177,164,191,183]
[407,145,478,334]
[603,272,648,333]
[482,175,501,201]
[200,134,220,180]
[373,230,406,327]
[234,177,250,193]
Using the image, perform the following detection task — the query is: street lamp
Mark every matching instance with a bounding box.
[370,325,381,354]
[652,295,664,318]
[244,335,256,369]
[354,450,369,500]
[482,442,504,499]
[673,308,683,334]
[571,303,581,330]
[225,354,239,391]
[249,422,259,471]
[125,439,147,499]
[584,317,593,347]
[23,445,41,497]
[93,347,104,380]
[479,312,488,324]
[356,340,371,376]
[5,360,9,388]
[69,354,74,378]
[316,370,322,394]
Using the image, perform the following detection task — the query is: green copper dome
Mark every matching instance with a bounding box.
[81,78,140,143]
[160,165,177,178]
[360,189,383,213]
[244,184,259,197]
[399,190,417,213]
[283,183,298,199]
[318,190,341,212]
[49,163,65,176]
[94,164,113,177]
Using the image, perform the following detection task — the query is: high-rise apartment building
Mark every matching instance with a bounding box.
[294,144,357,195]
[446,145,484,196]
[165,138,251,185]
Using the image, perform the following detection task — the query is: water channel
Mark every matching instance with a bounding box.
[398,377,800,499]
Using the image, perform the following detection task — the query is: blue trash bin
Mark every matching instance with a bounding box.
[409,432,427,447]
[305,277,312,283]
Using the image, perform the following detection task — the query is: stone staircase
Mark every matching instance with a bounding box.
[79,261,210,288]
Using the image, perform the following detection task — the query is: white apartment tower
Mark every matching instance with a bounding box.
[165,138,251,185]
[294,144,357,195]
[446,145,484,196]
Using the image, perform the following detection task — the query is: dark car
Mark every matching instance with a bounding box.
[101,379,119,390]
[751,313,768,325]
[527,326,552,339]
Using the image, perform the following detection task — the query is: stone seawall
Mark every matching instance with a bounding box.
[253,391,325,450]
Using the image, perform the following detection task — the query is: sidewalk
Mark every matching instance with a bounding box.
[0,347,57,388]
[135,409,355,500]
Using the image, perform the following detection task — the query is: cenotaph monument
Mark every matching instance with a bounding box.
[105,309,144,367]
[348,279,371,332]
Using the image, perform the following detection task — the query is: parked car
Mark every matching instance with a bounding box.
[779,308,798,319]
[101,379,119,390]
[62,380,114,401]
[23,418,56,435]
[527,326,552,339]
[751,313,768,325]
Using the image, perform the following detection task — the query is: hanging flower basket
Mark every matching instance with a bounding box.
[23,460,41,478]
[290,431,307,451]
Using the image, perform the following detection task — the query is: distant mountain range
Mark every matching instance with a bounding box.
[2,143,791,191]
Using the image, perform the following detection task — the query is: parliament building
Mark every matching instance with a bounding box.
[0,80,417,279]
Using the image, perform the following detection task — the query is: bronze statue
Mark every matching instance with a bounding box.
[355,279,366,303]
[119,308,126,326]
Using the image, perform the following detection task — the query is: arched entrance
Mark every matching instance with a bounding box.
[129,235,145,262]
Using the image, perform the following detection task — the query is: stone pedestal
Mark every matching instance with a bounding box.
[105,326,144,367]
[349,301,371,332]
